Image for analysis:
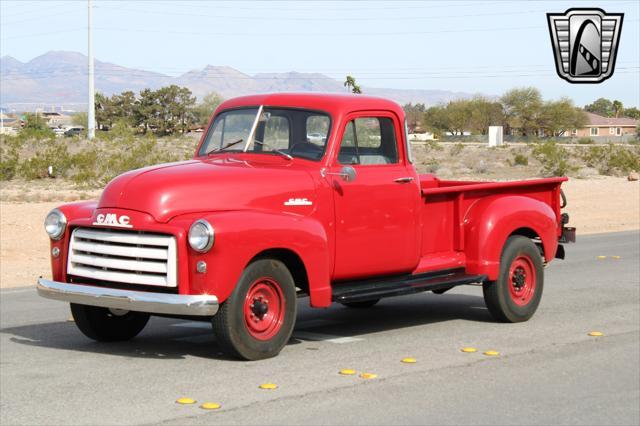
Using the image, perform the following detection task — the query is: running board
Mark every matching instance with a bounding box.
[332,268,486,304]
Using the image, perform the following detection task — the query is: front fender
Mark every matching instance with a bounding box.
[173,210,331,308]
[464,195,558,280]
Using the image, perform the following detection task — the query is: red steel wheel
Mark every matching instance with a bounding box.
[212,258,297,360]
[243,278,285,341]
[508,256,537,306]
[483,235,544,323]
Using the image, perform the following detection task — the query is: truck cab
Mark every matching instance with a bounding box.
[38,93,574,360]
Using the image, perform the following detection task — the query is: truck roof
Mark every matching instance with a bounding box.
[215,92,406,119]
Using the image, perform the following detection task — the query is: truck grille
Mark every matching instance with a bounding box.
[67,228,177,287]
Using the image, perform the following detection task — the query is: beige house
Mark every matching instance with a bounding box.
[570,112,638,138]
[41,112,73,128]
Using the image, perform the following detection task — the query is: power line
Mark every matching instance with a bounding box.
[92,4,559,21]
[0,1,78,19]
[1,9,81,26]
[122,0,509,11]
[3,28,86,40]
[91,24,545,37]
[2,67,638,82]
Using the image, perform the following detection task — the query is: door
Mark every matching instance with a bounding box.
[330,113,420,280]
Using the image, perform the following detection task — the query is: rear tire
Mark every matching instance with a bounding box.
[483,236,544,323]
[212,258,297,360]
[70,304,150,342]
[340,299,380,308]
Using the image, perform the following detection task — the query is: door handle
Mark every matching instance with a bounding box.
[394,177,414,184]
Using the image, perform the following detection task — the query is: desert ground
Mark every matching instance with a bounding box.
[0,176,638,289]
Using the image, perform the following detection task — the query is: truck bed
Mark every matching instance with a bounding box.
[416,174,567,273]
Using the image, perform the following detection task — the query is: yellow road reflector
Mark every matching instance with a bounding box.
[461,347,477,353]
[401,358,417,363]
[360,373,378,379]
[259,383,278,390]
[339,369,357,375]
[483,350,500,356]
[176,397,196,405]
[611,256,621,260]
[597,256,607,260]
[200,402,221,410]
[588,331,604,337]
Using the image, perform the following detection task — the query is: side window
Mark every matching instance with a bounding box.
[354,118,382,149]
[338,121,358,165]
[338,117,399,165]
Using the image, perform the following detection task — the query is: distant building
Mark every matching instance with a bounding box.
[0,112,20,135]
[41,112,73,128]
[570,112,638,138]
[408,132,435,141]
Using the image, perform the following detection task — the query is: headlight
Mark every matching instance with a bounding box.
[188,219,214,253]
[44,209,67,240]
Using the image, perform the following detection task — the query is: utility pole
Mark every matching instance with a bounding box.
[87,0,95,139]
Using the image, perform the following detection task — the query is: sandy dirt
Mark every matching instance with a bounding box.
[0,177,638,289]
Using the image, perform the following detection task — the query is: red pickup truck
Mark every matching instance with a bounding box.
[38,93,575,360]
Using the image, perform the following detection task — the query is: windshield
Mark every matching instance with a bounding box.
[199,107,331,161]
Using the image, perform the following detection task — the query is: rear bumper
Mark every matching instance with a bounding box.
[36,278,219,316]
[560,226,576,243]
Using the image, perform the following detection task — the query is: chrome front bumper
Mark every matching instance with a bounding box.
[37,278,219,316]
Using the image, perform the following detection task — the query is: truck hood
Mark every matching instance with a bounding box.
[97,158,318,222]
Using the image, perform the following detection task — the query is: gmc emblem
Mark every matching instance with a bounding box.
[92,213,133,228]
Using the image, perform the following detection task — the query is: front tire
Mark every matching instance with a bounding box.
[212,258,297,360]
[70,304,150,342]
[482,236,544,323]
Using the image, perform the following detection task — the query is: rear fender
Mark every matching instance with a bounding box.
[464,195,558,280]
[178,211,332,308]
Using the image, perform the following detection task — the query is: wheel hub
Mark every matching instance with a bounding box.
[508,256,537,306]
[512,268,526,289]
[251,298,269,319]
[244,278,285,341]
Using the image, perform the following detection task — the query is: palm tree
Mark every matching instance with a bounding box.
[343,75,362,94]
[613,100,623,118]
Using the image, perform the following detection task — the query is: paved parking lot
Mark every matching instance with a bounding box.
[1,231,638,425]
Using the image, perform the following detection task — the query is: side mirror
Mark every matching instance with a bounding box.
[340,166,356,182]
[321,166,357,182]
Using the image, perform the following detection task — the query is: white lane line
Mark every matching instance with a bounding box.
[170,319,362,344]
[293,331,363,344]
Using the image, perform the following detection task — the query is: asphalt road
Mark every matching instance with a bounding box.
[1,231,638,426]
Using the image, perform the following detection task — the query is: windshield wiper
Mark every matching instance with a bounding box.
[253,140,293,160]
[207,138,243,155]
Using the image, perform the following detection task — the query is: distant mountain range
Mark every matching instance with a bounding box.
[0,51,476,111]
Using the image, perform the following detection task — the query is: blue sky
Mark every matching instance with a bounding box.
[1,0,639,106]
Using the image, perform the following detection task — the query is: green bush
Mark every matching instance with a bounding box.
[577,137,595,144]
[449,143,465,157]
[424,140,443,152]
[513,153,529,166]
[580,145,640,175]
[18,139,73,179]
[0,147,19,181]
[532,141,575,176]
[423,159,440,173]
